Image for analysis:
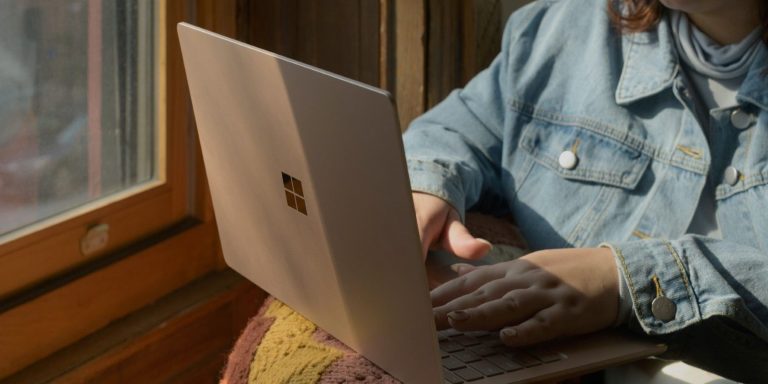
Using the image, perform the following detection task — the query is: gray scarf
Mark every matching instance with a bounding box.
[670,10,762,80]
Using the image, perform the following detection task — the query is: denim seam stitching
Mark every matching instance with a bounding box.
[616,34,679,104]
[519,125,649,187]
[742,126,754,172]
[615,36,636,102]
[715,171,768,199]
[520,139,647,189]
[631,150,674,239]
[584,186,618,245]
[454,91,504,165]
[662,241,700,320]
[510,99,647,151]
[615,35,678,98]
[567,185,616,246]
[746,186,765,252]
[565,185,604,246]
[410,184,465,218]
[715,129,768,199]
[666,104,699,178]
[407,160,467,212]
[740,129,766,251]
[511,151,536,197]
[509,99,709,175]
[738,93,768,112]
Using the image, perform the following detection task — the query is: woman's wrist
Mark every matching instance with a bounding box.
[600,243,634,327]
[614,268,634,327]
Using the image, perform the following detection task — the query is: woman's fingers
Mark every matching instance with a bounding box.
[446,289,549,331]
[450,263,477,276]
[433,277,527,329]
[413,199,449,259]
[499,305,563,348]
[430,249,619,348]
[441,209,492,260]
[430,265,506,307]
[412,192,492,261]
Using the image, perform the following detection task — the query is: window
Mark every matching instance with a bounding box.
[0,1,239,379]
[0,0,191,300]
[0,1,158,236]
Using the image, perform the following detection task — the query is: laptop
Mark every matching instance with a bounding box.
[177,22,666,383]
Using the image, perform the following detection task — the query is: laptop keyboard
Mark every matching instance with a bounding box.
[438,329,565,383]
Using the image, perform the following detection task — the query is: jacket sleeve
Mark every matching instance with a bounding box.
[605,236,768,381]
[402,4,538,218]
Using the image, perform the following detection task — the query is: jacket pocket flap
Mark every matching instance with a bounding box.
[520,121,650,189]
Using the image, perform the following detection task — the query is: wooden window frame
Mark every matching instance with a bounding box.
[0,0,238,379]
[0,2,182,299]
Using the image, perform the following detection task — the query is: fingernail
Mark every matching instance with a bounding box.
[447,310,470,321]
[501,328,517,338]
[477,238,493,248]
[477,239,493,254]
[450,263,471,274]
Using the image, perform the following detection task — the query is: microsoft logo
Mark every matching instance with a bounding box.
[282,172,307,215]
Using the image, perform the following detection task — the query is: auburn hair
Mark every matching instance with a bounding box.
[607,0,768,45]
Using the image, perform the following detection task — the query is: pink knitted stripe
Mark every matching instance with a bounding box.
[220,298,276,384]
[311,324,400,383]
[318,354,401,384]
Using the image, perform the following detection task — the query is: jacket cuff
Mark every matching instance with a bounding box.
[599,243,636,327]
[407,158,467,220]
[603,239,702,335]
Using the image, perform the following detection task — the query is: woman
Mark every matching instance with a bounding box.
[403,0,767,381]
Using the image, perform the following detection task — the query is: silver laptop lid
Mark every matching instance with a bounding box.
[178,23,443,383]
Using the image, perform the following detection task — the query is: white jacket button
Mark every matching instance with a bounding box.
[558,150,578,170]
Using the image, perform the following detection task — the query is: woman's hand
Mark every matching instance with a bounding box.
[412,192,491,261]
[431,248,619,347]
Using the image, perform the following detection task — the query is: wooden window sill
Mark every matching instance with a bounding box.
[3,269,265,383]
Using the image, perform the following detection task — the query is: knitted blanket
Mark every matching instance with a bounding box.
[220,214,527,384]
[221,297,400,383]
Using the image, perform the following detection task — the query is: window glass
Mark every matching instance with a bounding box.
[0,0,157,236]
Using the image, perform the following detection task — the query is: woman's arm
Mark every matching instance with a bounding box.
[402,0,548,218]
[404,4,543,259]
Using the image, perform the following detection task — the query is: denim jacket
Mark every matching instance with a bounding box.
[403,0,768,380]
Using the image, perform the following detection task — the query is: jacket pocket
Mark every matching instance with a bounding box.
[519,120,651,189]
[509,119,652,249]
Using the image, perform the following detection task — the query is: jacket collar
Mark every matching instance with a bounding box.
[615,15,768,111]
[615,15,679,106]
[737,44,768,111]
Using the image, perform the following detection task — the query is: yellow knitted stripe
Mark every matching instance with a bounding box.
[249,300,344,384]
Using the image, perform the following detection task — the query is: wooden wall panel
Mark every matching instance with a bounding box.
[427,0,462,110]
[393,0,426,131]
[426,0,503,110]
[473,0,503,80]
[241,0,381,87]
[359,0,383,86]
[393,0,503,130]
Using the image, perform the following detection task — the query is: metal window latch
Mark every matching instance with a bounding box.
[81,223,110,256]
